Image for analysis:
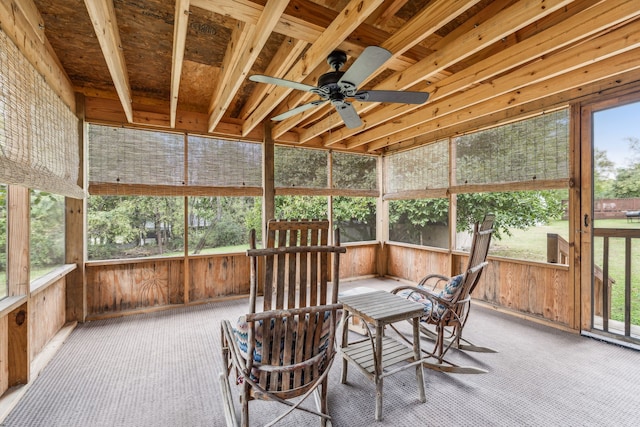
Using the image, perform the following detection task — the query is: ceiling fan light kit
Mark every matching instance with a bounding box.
[249,46,430,128]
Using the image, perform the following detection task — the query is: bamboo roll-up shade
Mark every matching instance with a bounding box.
[332,151,377,191]
[385,139,449,193]
[187,135,261,187]
[453,109,569,186]
[88,125,184,193]
[0,30,83,199]
[275,145,328,189]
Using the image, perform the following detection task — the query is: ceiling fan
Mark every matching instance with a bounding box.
[249,46,430,128]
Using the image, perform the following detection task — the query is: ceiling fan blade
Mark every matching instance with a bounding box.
[353,90,430,104]
[271,100,327,121]
[334,101,362,128]
[338,46,392,91]
[249,74,317,93]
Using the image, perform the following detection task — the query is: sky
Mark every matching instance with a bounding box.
[593,101,640,168]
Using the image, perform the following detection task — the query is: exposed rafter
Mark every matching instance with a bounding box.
[83,0,133,123]
[208,0,290,132]
[357,20,640,151]
[271,0,483,139]
[170,0,191,128]
[241,0,385,137]
[314,0,573,147]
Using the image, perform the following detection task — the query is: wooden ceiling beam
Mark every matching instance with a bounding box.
[363,38,640,152]
[239,37,307,120]
[346,0,640,150]
[383,70,640,155]
[191,0,423,76]
[83,0,133,123]
[208,0,290,132]
[271,0,481,139]
[170,0,191,129]
[241,0,384,137]
[317,0,573,147]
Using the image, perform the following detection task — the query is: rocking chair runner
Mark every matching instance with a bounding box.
[390,213,495,374]
[220,220,346,427]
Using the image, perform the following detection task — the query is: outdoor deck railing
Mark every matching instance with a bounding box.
[592,228,640,339]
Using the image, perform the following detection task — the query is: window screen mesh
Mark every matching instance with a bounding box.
[89,125,184,186]
[188,136,261,187]
[275,146,327,188]
[454,109,569,185]
[332,152,377,190]
[385,139,449,193]
[0,30,83,198]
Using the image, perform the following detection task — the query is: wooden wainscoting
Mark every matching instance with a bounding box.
[86,258,184,317]
[339,242,378,279]
[188,254,250,301]
[384,244,574,329]
[385,243,450,284]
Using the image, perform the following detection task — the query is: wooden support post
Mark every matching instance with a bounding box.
[66,93,87,322]
[7,303,29,386]
[262,121,275,245]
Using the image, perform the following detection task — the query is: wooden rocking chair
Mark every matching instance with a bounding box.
[390,213,495,374]
[220,220,346,427]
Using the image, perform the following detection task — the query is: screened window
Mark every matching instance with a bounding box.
[0,184,6,298]
[455,190,568,261]
[275,196,328,220]
[87,195,184,260]
[388,198,449,248]
[188,196,260,254]
[454,109,569,186]
[30,190,65,280]
[188,136,261,187]
[89,126,184,187]
[275,146,327,188]
[333,196,376,243]
[385,140,448,193]
[332,152,377,191]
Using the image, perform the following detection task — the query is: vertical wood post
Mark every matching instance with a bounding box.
[7,186,30,385]
[376,155,388,276]
[66,92,87,322]
[262,121,275,246]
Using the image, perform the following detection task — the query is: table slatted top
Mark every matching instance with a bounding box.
[339,290,425,325]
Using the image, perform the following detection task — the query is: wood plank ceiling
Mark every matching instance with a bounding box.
[12,0,640,154]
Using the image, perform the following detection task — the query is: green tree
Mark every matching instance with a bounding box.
[594,148,616,198]
[611,137,640,198]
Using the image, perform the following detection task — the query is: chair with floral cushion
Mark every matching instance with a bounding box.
[390,213,495,374]
[220,219,346,427]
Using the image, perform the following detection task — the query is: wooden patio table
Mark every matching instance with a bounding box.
[339,289,426,421]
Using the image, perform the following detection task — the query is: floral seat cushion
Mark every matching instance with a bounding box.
[398,274,464,321]
[232,311,332,381]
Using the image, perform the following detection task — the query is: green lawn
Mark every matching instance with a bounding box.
[493,219,640,325]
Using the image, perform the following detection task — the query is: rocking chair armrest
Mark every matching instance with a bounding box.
[391,285,439,301]
[253,350,326,373]
[418,273,451,290]
[245,303,343,322]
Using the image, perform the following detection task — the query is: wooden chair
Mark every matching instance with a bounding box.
[220,220,346,427]
[390,213,495,374]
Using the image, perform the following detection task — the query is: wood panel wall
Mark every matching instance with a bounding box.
[30,279,66,360]
[474,257,572,327]
[188,254,250,300]
[385,243,450,283]
[86,259,184,317]
[339,243,378,279]
[386,245,573,328]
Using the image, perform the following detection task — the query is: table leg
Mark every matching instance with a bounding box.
[375,324,383,421]
[341,308,349,384]
[413,317,426,403]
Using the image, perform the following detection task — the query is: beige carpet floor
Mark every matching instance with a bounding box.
[3,278,639,426]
